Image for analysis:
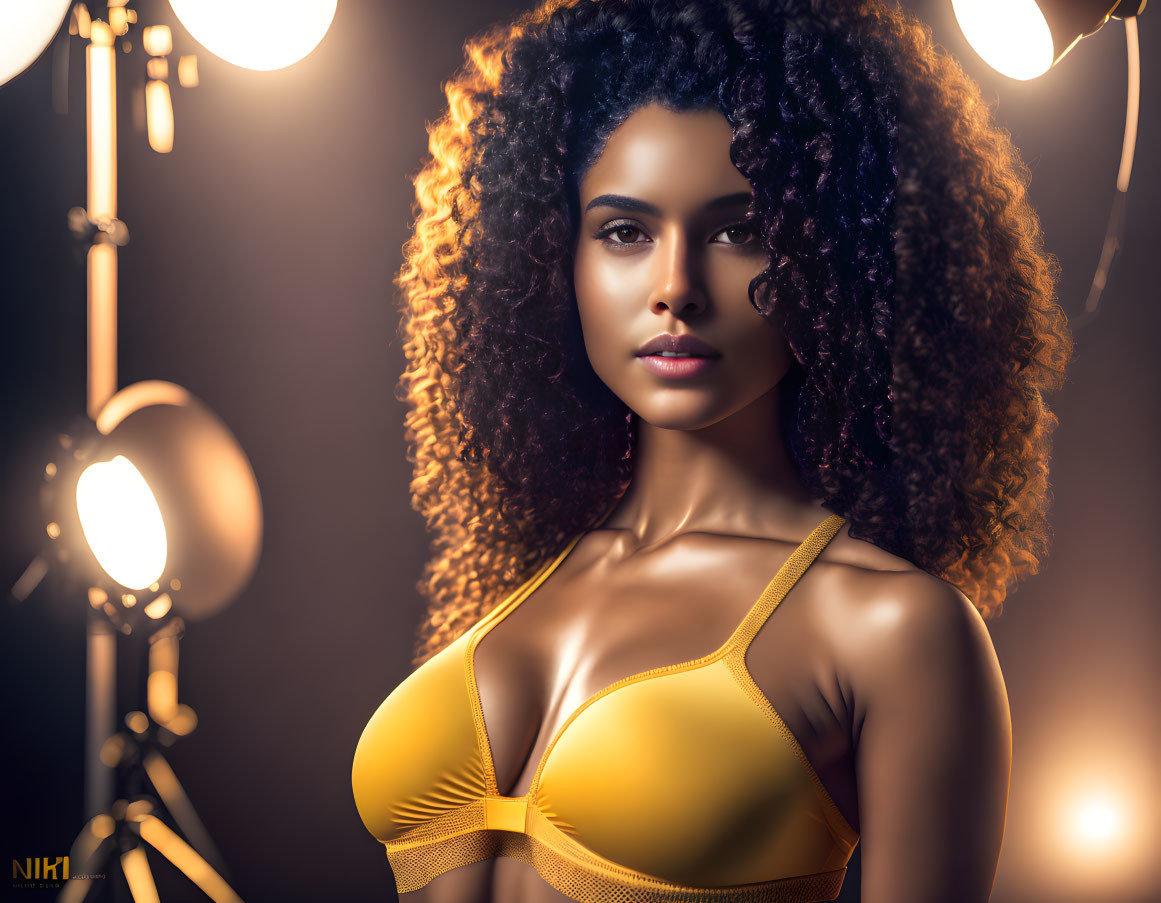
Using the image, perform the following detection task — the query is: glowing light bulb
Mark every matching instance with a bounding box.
[0,0,72,87]
[168,0,337,72]
[76,455,168,589]
[1071,793,1125,849]
[951,0,1055,81]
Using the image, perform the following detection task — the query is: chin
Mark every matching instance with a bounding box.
[624,393,736,432]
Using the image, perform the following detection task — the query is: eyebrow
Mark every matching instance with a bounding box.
[583,192,753,216]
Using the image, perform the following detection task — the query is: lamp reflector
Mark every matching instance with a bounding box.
[0,0,71,88]
[168,0,337,72]
[76,455,168,589]
[952,0,1056,80]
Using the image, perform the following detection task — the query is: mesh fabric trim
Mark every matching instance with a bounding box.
[384,802,848,902]
[727,515,846,651]
[383,801,488,892]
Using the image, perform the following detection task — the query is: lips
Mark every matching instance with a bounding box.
[637,354,718,379]
[634,333,721,357]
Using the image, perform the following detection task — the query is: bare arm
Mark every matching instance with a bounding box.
[853,573,1013,903]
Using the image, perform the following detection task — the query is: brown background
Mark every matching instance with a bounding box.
[2,1,1158,901]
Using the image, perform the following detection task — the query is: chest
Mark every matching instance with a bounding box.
[471,536,847,802]
[350,519,867,900]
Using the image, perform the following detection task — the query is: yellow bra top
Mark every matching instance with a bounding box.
[352,512,859,903]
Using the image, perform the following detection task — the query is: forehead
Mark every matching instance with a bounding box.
[578,103,750,208]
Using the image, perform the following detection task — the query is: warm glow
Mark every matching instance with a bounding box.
[146,79,174,153]
[87,242,118,418]
[126,800,154,821]
[108,6,129,36]
[144,593,173,619]
[95,381,190,435]
[90,814,115,840]
[951,0,1055,80]
[142,24,172,57]
[0,0,72,87]
[1117,16,1139,194]
[168,0,337,71]
[165,704,199,736]
[72,4,92,40]
[1009,744,1161,902]
[86,25,117,220]
[1066,791,1127,850]
[148,670,178,724]
[148,632,179,723]
[76,455,168,589]
[142,751,181,800]
[120,845,160,903]
[137,815,243,903]
[177,54,199,87]
[146,57,168,80]
[125,710,150,734]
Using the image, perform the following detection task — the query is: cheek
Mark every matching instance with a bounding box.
[715,270,785,378]
[573,249,632,373]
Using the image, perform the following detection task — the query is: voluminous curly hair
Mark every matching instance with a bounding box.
[397,0,1073,665]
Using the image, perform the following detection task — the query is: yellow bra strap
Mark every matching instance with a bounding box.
[727,513,846,653]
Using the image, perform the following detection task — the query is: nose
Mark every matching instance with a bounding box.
[647,230,706,317]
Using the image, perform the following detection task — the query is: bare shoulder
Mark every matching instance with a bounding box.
[817,520,1007,715]
[816,523,1012,901]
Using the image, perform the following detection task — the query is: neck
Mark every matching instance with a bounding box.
[605,385,829,549]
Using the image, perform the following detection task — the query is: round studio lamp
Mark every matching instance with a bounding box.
[45,381,263,625]
[952,0,1148,79]
[0,0,71,87]
[168,0,338,72]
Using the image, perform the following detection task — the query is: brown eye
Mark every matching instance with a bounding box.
[714,224,756,245]
[596,221,649,247]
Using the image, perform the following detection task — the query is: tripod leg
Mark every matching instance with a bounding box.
[120,845,160,903]
[9,553,48,602]
[133,814,243,903]
[57,814,116,903]
[141,750,227,877]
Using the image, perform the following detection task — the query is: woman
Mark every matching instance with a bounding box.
[352,0,1073,900]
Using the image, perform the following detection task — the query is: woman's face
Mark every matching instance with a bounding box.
[573,102,792,431]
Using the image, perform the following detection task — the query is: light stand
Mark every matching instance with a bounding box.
[3,1,330,898]
[54,13,251,894]
[59,613,243,903]
[0,6,254,902]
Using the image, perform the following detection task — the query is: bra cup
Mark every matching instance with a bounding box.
[352,631,487,842]
[352,515,858,898]
[535,659,842,886]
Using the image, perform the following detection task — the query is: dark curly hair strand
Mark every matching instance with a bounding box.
[395,0,1073,665]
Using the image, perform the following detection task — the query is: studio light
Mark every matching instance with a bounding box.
[951,0,1147,80]
[76,455,169,591]
[168,0,338,71]
[950,0,1147,325]
[39,380,261,903]
[44,380,264,624]
[0,0,71,87]
[3,3,324,898]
